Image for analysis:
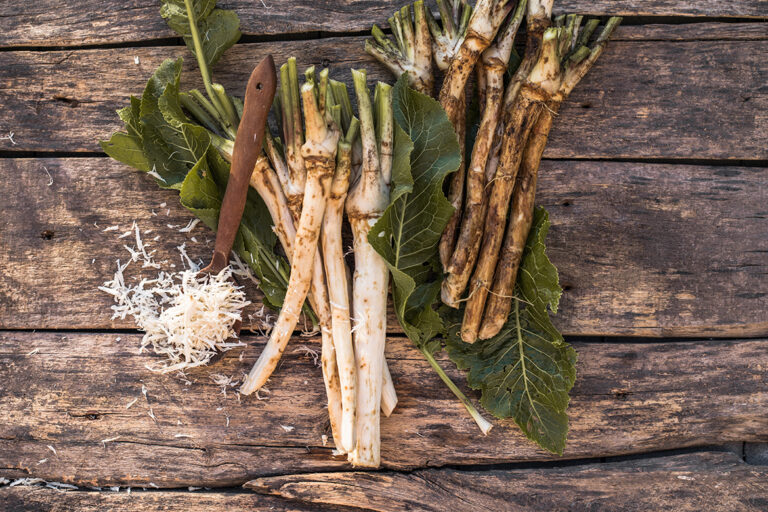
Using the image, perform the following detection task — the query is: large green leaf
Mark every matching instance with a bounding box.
[444,207,575,455]
[102,0,290,313]
[368,75,460,348]
[100,132,150,172]
[160,0,240,68]
[178,126,220,229]
[137,58,190,188]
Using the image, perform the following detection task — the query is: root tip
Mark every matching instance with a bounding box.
[440,282,461,309]
[478,320,503,340]
[460,329,478,344]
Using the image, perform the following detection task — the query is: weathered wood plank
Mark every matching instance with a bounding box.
[247,452,768,512]
[2,453,764,512]
[614,22,768,41]
[0,1,765,49]
[1,332,766,486]
[2,158,766,336]
[0,487,344,512]
[1,26,767,160]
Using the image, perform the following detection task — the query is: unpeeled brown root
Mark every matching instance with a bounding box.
[461,26,562,344]
[477,105,555,338]
[441,0,527,307]
[438,0,515,269]
[479,16,622,339]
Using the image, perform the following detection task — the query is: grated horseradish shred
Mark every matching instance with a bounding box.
[99,223,251,373]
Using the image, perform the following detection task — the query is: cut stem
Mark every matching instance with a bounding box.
[420,348,493,434]
[365,1,434,95]
[278,58,306,212]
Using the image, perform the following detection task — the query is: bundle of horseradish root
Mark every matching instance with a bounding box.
[101,0,620,466]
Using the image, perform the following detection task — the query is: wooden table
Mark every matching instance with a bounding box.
[1,1,767,510]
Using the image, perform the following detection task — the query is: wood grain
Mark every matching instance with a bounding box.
[1,331,766,487]
[613,22,768,41]
[1,26,767,160]
[0,1,765,49]
[247,451,768,512]
[1,157,766,336]
[0,487,345,512]
[2,452,765,512]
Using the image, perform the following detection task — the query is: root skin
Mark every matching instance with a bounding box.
[461,89,543,343]
[478,104,556,339]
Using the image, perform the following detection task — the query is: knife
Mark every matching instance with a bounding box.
[199,54,277,276]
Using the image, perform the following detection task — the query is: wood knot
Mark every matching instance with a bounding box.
[612,389,631,401]
[53,95,79,107]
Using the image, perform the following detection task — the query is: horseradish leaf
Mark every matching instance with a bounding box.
[368,75,460,348]
[444,208,575,454]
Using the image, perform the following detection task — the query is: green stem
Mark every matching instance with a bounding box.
[180,92,223,135]
[373,82,393,184]
[183,0,228,123]
[420,347,493,435]
[190,89,236,139]
[352,69,376,164]
[210,133,235,160]
[212,83,238,128]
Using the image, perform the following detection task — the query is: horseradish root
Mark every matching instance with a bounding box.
[346,70,393,467]
[241,71,340,395]
[461,24,561,343]
[479,16,622,339]
[438,0,513,269]
[322,80,360,452]
[442,0,527,307]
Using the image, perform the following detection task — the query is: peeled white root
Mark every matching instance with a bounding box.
[343,236,398,419]
[322,142,357,452]
[381,362,397,417]
[239,172,328,395]
[250,157,345,452]
[346,72,393,468]
[347,228,390,466]
[241,80,339,396]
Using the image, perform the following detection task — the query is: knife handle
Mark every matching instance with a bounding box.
[209,55,277,273]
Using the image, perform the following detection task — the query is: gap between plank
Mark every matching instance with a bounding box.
[1,152,766,169]
[0,446,758,492]
[3,328,768,345]
[0,16,764,52]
